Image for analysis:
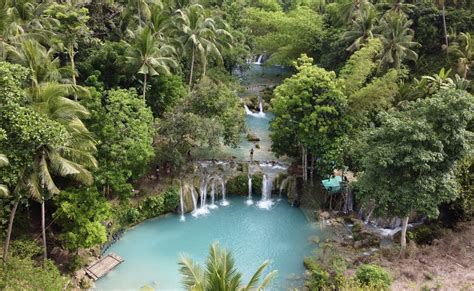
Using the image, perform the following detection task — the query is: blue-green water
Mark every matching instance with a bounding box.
[96,196,323,290]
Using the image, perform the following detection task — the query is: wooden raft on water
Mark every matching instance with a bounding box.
[85,253,124,281]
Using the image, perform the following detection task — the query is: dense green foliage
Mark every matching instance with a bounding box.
[53,188,111,252]
[270,55,348,174]
[0,0,472,287]
[226,173,263,196]
[355,264,392,289]
[358,89,473,220]
[84,88,155,199]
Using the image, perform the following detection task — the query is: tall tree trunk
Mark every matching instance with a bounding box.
[400,216,409,255]
[310,154,314,186]
[41,198,47,261]
[2,198,19,264]
[68,46,77,102]
[68,46,77,86]
[189,47,195,88]
[142,73,147,100]
[441,5,449,55]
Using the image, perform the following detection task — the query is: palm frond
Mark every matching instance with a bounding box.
[179,256,206,290]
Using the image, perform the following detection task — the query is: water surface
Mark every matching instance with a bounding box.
[96,196,323,290]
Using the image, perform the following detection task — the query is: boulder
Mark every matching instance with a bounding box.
[246,133,260,142]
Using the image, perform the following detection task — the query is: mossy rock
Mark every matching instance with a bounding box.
[255,143,261,149]
[247,133,260,142]
[226,172,263,196]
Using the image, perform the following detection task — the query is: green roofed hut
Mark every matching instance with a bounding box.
[321,175,343,194]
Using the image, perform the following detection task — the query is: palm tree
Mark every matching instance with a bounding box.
[6,39,61,89]
[175,4,232,87]
[448,32,473,78]
[332,0,372,26]
[421,67,455,93]
[179,242,277,291]
[0,153,8,197]
[126,26,177,99]
[343,6,378,52]
[376,12,419,70]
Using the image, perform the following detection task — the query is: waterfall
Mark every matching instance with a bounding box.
[244,104,253,115]
[257,174,274,209]
[258,96,264,114]
[209,178,218,209]
[190,187,197,211]
[254,54,263,65]
[244,104,266,118]
[219,177,229,206]
[179,183,185,221]
[246,175,254,205]
[199,176,208,208]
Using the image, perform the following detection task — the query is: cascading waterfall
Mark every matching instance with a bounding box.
[258,96,264,114]
[179,183,185,221]
[199,176,208,208]
[257,174,274,209]
[190,187,198,211]
[209,178,218,209]
[219,177,229,206]
[246,175,254,205]
[244,104,266,118]
[244,104,253,115]
[254,54,263,65]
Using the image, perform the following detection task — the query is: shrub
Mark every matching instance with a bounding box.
[139,196,165,219]
[304,258,332,290]
[162,186,180,212]
[0,257,65,290]
[410,223,443,245]
[226,173,248,195]
[355,264,392,289]
[10,238,42,259]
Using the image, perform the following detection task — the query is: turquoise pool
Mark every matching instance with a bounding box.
[95,196,323,290]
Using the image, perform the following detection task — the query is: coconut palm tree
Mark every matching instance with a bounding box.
[179,242,277,291]
[0,153,8,197]
[331,0,372,26]
[343,6,378,52]
[6,39,61,89]
[174,4,232,87]
[376,12,419,70]
[448,32,473,78]
[126,26,177,99]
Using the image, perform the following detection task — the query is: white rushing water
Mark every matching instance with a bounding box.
[254,54,263,65]
[257,174,275,210]
[219,176,229,206]
[258,96,264,114]
[246,175,254,205]
[179,184,185,221]
[209,178,218,209]
[243,104,266,118]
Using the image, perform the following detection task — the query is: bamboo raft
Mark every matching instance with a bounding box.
[85,253,124,281]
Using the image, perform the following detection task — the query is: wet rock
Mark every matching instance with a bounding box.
[255,143,261,149]
[50,247,70,266]
[247,133,260,142]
